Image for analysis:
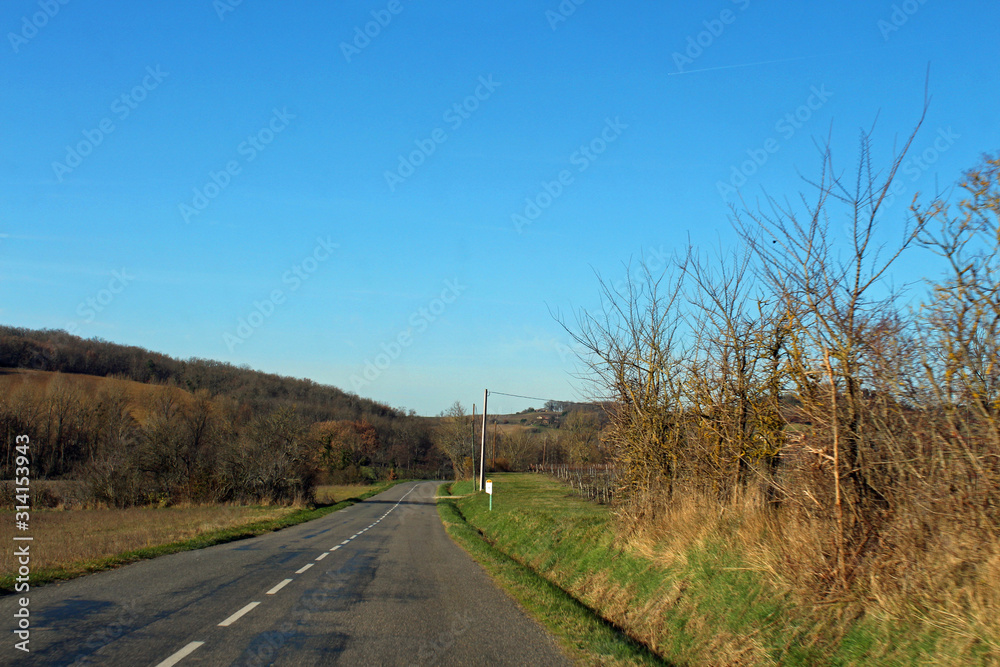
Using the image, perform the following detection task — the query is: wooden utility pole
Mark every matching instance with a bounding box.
[492,421,498,467]
[479,389,488,490]
[471,404,476,485]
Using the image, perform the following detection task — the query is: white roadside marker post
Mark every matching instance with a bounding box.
[486,478,493,511]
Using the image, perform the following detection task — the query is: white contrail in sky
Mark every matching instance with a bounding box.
[668,53,840,76]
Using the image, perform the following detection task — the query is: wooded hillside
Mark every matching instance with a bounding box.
[0,328,445,506]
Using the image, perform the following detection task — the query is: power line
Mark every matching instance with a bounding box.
[488,390,572,405]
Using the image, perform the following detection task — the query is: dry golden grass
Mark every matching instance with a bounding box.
[313,484,374,505]
[0,505,294,574]
[621,487,1000,663]
[0,368,176,398]
[0,368,196,426]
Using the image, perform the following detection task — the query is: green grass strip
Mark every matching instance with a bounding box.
[1,479,410,594]
[436,482,671,666]
[445,474,997,666]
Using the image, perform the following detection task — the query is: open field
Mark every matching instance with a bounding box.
[0,480,405,592]
[0,505,293,573]
[313,483,376,504]
[443,473,999,666]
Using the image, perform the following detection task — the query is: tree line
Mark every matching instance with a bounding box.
[433,401,609,479]
[0,331,445,506]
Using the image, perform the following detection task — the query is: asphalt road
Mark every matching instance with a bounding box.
[1,481,570,666]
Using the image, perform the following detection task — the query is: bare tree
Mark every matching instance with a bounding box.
[913,154,1000,445]
[43,374,84,475]
[434,401,473,480]
[560,262,690,512]
[733,104,930,585]
[681,243,787,501]
[219,408,312,503]
[562,410,603,464]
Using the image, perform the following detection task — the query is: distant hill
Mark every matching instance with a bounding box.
[0,325,396,424]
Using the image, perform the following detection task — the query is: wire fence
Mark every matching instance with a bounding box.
[529,463,616,505]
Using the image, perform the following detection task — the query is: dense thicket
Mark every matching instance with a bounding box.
[566,134,1000,604]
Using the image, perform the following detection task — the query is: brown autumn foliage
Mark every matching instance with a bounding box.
[0,368,441,507]
[310,418,383,484]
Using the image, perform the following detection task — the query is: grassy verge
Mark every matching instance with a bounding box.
[437,480,667,665]
[314,483,384,505]
[0,479,408,594]
[441,474,990,666]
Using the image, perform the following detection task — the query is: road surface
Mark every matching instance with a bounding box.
[1,481,569,666]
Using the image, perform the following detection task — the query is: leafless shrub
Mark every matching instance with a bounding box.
[565,96,1000,654]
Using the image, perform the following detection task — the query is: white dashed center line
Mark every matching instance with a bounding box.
[155,641,205,667]
[218,601,260,627]
[154,485,421,667]
[266,578,293,595]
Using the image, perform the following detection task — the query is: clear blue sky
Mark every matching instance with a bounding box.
[2,0,998,415]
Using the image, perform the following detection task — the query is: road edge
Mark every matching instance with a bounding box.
[435,482,666,666]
